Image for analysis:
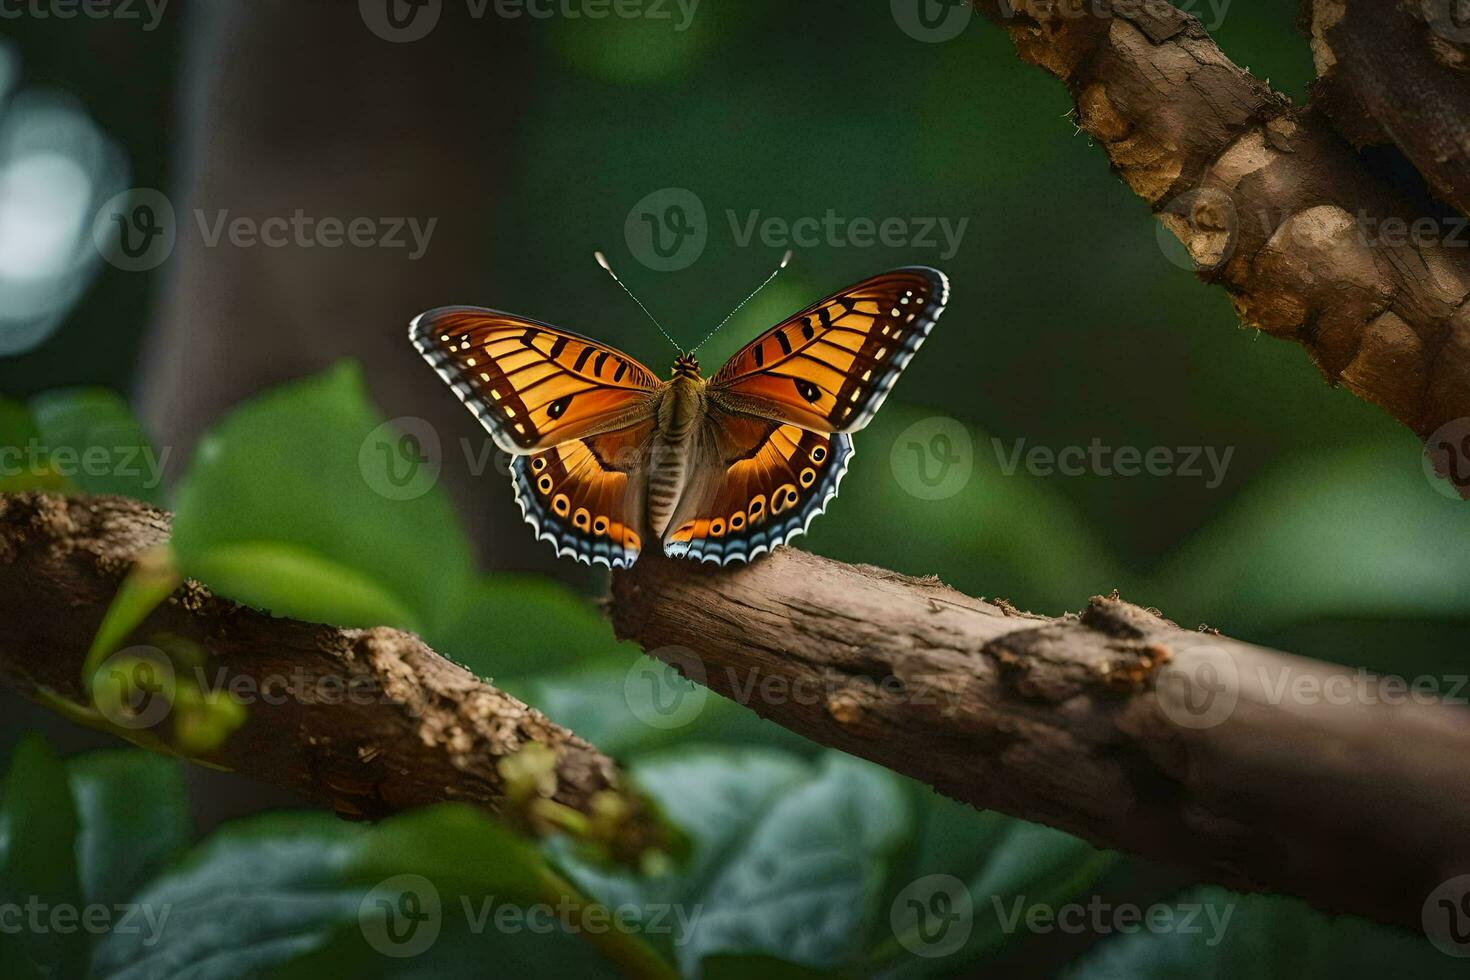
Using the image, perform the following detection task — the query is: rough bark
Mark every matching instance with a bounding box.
[1304,0,1470,214]
[610,549,1470,932]
[0,492,667,861]
[978,1,1470,490]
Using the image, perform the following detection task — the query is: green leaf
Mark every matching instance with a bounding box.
[0,735,86,980]
[92,804,667,979]
[170,363,473,632]
[867,790,1116,976]
[1149,441,1470,634]
[67,750,191,908]
[430,574,630,682]
[0,397,69,493]
[89,813,365,980]
[28,388,167,505]
[515,651,808,758]
[1067,886,1461,980]
[703,953,851,979]
[557,748,911,975]
[180,541,422,633]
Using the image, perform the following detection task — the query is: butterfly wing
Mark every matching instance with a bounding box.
[662,409,854,565]
[512,420,653,568]
[410,306,661,453]
[411,306,660,568]
[707,267,947,433]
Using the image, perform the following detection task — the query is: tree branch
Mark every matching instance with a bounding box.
[610,549,1470,931]
[977,1,1470,486]
[0,492,668,863]
[1303,0,1470,216]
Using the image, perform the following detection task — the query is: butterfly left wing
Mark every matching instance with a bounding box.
[707,267,947,434]
[663,410,854,565]
[411,306,661,568]
[512,419,653,569]
[410,306,661,453]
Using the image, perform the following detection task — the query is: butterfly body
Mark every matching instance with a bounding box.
[648,357,706,537]
[411,266,948,568]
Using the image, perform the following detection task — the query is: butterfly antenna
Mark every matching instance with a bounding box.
[689,250,793,354]
[593,251,683,355]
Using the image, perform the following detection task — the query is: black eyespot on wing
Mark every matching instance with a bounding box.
[548,395,573,419]
[794,378,820,403]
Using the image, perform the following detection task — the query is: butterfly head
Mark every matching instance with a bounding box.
[671,353,702,380]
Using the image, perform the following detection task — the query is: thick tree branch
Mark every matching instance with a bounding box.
[611,549,1470,931]
[0,492,667,862]
[1304,0,1470,215]
[977,1,1470,484]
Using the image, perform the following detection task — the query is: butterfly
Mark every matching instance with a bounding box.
[409,262,948,568]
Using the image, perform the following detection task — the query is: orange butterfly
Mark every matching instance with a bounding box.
[410,259,948,567]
